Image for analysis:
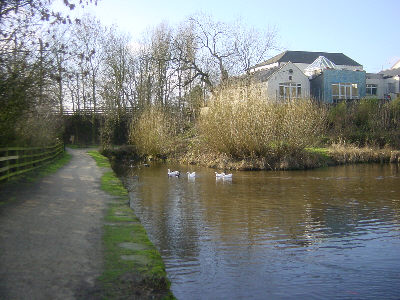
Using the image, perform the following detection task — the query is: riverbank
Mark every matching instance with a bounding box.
[180,144,400,170]
[87,151,174,299]
[103,143,400,171]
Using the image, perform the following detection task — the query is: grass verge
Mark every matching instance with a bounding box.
[87,150,174,299]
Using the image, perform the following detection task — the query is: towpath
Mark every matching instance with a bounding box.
[0,148,110,299]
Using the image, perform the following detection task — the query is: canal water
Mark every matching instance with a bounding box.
[120,163,400,299]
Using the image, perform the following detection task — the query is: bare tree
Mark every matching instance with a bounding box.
[231,20,277,74]
[101,27,133,113]
[73,14,105,112]
[180,14,278,91]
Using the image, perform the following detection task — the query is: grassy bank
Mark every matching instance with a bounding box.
[87,151,174,299]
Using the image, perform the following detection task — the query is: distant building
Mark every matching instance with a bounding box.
[391,59,400,70]
[250,51,365,103]
[310,69,366,103]
[366,73,399,100]
[251,61,310,101]
[370,63,400,100]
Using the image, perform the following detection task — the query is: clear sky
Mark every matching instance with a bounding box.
[79,0,399,73]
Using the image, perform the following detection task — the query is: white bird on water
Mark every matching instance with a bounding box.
[215,172,225,178]
[215,172,233,179]
[186,171,196,178]
[168,169,180,177]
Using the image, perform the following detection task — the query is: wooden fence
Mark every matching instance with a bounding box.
[0,143,64,182]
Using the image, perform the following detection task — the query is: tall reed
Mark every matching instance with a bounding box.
[199,85,326,158]
[129,105,176,157]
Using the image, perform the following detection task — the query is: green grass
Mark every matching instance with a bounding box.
[88,150,174,299]
[30,152,72,181]
[87,150,111,168]
[305,147,330,158]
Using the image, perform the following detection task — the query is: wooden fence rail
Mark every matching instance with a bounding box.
[0,143,64,182]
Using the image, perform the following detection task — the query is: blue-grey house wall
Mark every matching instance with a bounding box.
[310,69,366,103]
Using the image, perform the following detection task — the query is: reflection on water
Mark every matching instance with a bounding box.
[120,163,400,300]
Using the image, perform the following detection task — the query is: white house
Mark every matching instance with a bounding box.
[251,61,310,101]
[366,62,400,100]
[366,73,399,100]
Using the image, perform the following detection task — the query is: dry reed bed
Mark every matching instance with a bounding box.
[328,143,400,165]
[127,86,400,170]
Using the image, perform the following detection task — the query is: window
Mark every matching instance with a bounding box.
[388,83,395,93]
[279,83,302,100]
[331,83,359,100]
[366,84,377,96]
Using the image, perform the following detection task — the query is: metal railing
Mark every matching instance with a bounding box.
[0,143,64,182]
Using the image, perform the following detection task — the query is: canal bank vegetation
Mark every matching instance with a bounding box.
[87,151,174,299]
[119,82,400,170]
[180,85,327,170]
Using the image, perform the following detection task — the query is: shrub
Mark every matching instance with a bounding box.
[327,98,400,148]
[129,105,177,157]
[198,85,327,158]
[14,104,63,146]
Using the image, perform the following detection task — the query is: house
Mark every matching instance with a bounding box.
[251,50,365,103]
[310,69,366,103]
[367,62,400,100]
[366,73,399,100]
[251,61,310,100]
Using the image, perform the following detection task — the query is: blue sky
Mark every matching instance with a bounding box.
[81,0,399,73]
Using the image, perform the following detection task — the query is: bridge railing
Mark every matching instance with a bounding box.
[0,143,64,182]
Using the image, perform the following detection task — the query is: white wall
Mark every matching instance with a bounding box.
[366,76,399,99]
[260,62,310,100]
[366,77,386,99]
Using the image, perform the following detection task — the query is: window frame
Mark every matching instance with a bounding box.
[279,82,302,100]
[331,83,359,101]
[366,84,377,96]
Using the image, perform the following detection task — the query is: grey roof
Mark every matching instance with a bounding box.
[378,68,400,77]
[366,73,384,79]
[252,67,279,82]
[255,51,362,68]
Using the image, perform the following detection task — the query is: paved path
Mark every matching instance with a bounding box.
[0,149,110,299]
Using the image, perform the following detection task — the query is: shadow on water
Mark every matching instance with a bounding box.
[115,162,400,300]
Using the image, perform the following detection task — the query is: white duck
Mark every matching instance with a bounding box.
[168,169,180,177]
[223,173,233,179]
[215,172,225,178]
[186,171,196,178]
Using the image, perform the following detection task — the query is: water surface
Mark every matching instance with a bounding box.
[121,163,400,299]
